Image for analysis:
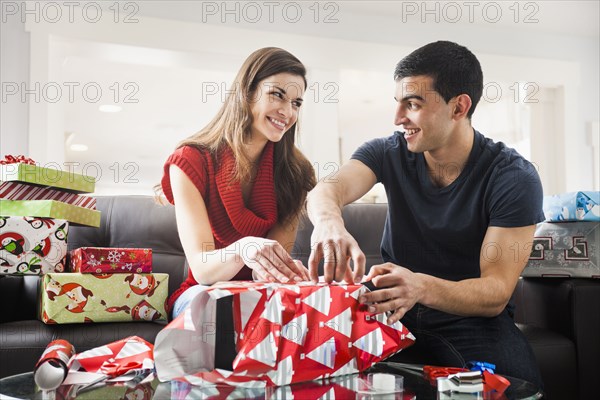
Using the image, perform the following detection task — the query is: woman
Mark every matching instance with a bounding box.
[160,47,316,318]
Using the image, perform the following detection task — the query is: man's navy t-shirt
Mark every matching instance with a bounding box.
[351,130,545,281]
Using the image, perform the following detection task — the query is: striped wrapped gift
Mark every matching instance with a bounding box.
[0,181,96,209]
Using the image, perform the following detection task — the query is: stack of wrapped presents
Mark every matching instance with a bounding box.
[1,155,99,274]
[41,246,168,324]
[524,191,600,278]
[0,155,168,324]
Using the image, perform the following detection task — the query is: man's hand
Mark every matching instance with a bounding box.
[359,263,425,324]
[306,160,377,284]
[308,221,366,284]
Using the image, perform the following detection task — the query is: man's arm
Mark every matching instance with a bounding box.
[307,160,378,283]
[361,224,536,323]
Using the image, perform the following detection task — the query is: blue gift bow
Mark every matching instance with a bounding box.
[466,361,496,374]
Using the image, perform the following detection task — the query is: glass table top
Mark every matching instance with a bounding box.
[0,362,543,400]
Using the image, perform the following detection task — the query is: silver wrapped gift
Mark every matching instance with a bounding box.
[524,222,599,278]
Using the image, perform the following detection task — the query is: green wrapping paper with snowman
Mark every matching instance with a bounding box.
[39,272,169,324]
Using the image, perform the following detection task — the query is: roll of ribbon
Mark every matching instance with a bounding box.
[34,339,75,390]
[371,373,396,391]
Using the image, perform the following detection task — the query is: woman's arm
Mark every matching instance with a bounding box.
[170,165,305,285]
[170,165,243,284]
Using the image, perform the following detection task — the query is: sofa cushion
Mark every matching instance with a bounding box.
[68,196,187,295]
[517,323,578,399]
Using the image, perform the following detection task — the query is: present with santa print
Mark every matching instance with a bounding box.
[39,272,168,324]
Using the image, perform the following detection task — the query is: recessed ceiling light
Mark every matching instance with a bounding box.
[99,105,122,113]
[70,144,88,152]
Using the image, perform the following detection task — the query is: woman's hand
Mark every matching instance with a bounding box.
[238,237,310,282]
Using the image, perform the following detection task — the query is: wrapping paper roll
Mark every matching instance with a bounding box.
[34,339,75,390]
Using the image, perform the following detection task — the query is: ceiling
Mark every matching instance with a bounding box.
[337,1,599,37]
[132,1,599,37]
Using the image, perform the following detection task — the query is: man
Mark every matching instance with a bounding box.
[307,41,544,387]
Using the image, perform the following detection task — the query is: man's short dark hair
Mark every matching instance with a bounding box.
[394,41,483,119]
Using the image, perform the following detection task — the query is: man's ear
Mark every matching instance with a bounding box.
[452,94,472,120]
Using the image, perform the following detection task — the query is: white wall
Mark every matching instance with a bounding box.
[2,1,598,193]
[193,2,599,191]
[0,13,30,155]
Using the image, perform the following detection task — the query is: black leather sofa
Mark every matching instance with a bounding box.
[1,196,598,399]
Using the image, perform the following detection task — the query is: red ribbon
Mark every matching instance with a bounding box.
[99,361,142,377]
[425,366,511,395]
[423,365,469,385]
[483,370,511,395]
[0,155,36,165]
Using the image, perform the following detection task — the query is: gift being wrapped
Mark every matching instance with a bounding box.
[154,281,415,387]
[70,247,152,274]
[0,216,68,275]
[39,272,169,324]
[543,191,600,222]
[524,221,599,278]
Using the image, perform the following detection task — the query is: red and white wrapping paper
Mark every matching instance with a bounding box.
[69,247,152,274]
[34,339,76,389]
[154,281,415,387]
[0,181,96,209]
[33,336,154,389]
[63,336,155,386]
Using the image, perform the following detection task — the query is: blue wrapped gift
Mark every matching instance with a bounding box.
[543,191,600,222]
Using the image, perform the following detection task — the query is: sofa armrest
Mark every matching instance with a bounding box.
[513,278,600,400]
[0,276,40,323]
[0,277,22,323]
[513,278,570,336]
[566,279,600,400]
